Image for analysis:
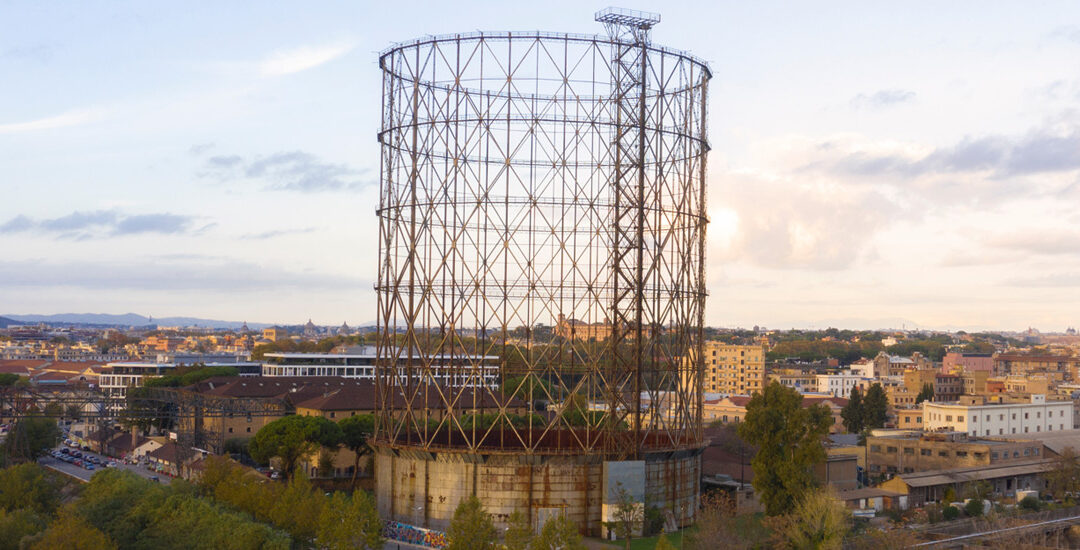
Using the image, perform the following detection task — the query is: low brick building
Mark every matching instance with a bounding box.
[867,430,1045,476]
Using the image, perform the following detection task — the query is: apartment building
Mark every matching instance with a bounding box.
[994,354,1080,377]
[815,372,870,398]
[923,394,1074,436]
[702,342,765,395]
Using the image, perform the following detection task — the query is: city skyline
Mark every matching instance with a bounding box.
[3,1,1080,331]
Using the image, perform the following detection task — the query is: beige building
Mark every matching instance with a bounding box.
[702,342,765,395]
[867,431,1045,476]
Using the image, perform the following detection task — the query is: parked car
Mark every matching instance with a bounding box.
[73,460,82,467]
[85,464,94,471]
[149,476,160,483]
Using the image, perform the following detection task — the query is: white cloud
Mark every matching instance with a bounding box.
[259,42,354,76]
[0,107,105,134]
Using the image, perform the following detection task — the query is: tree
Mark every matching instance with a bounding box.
[915,383,935,404]
[606,484,641,550]
[267,472,323,540]
[684,492,752,550]
[249,415,342,480]
[840,387,864,434]
[0,463,63,515]
[769,488,850,550]
[446,496,496,550]
[1046,446,1080,502]
[1,417,60,462]
[0,373,21,387]
[0,508,47,550]
[338,414,375,487]
[862,383,889,430]
[531,514,585,550]
[26,512,117,550]
[316,491,384,549]
[737,383,832,516]
[504,510,532,550]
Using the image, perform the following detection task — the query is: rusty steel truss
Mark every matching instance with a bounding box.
[375,10,710,459]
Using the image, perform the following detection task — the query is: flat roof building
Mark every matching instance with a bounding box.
[923,394,1073,437]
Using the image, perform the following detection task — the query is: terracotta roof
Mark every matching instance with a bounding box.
[294,383,376,411]
[182,376,524,411]
[804,396,849,407]
[703,395,752,406]
[0,364,33,375]
[44,361,104,372]
[108,433,151,453]
[149,442,181,464]
[704,395,847,408]
[0,360,47,373]
[32,371,78,382]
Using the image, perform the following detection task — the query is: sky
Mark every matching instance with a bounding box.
[2,1,1079,331]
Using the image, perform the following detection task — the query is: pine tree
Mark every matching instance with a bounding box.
[915,383,935,404]
[840,387,864,434]
[862,383,889,429]
[531,514,585,550]
[447,496,497,550]
[504,510,532,550]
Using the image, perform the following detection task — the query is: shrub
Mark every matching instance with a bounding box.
[643,506,665,536]
[942,505,960,521]
[963,498,984,517]
[1019,495,1041,511]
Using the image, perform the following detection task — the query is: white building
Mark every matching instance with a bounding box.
[815,372,872,398]
[261,348,500,388]
[849,359,876,379]
[100,359,260,412]
[923,395,1074,437]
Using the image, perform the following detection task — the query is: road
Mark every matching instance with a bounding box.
[38,447,170,485]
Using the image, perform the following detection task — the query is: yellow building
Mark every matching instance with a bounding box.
[702,343,765,395]
[262,327,287,342]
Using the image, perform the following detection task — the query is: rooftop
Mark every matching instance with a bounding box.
[894,459,1055,487]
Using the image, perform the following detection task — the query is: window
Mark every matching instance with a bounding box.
[991,452,998,459]
[1025,413,1029,419]
[1024,448,1031,456]
[228,427,233,433]
[946,415,953,422]
[886,446,898,454]
[986,415,990,421]
[956,451,967,458]
[938,451,948,457]
[904,448,914,455]
[972,416,977,423]
[921,448,932,456]
[246,427,251,433]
